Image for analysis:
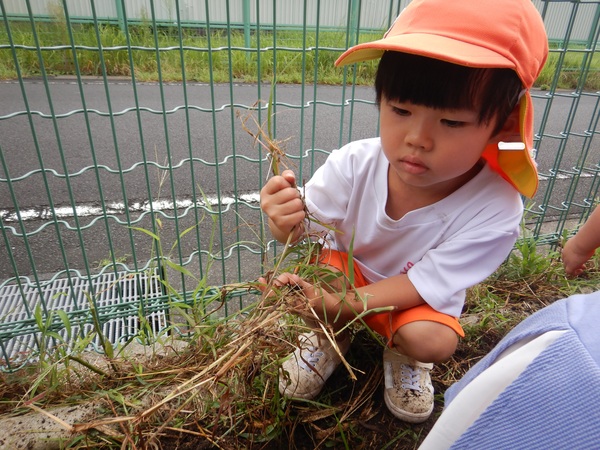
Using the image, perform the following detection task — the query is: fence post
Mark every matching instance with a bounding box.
[348,0,361,46]
[115,0,126,33]
[243,0,251,61]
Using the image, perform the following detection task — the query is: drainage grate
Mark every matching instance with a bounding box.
[0,271,169,370]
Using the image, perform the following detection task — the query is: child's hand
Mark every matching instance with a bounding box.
[562,239,594,277]
[560,206,600,277]
[260,170,306,239]
[258,272,351,322]
[258,272,322,305]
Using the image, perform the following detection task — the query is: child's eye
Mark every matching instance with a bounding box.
[392,106,410,116]
[441,119,465,128]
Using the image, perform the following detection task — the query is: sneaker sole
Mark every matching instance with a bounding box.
[384,389,434,423]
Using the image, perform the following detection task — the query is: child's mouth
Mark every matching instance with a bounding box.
[400,159,427,174]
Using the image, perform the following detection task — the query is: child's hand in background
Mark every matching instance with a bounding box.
[562,239,594,277]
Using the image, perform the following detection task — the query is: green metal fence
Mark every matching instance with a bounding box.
[1,0,600,371]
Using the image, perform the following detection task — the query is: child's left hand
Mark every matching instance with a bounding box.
[258,272,350,321]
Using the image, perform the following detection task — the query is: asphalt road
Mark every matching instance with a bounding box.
[0,79,378,206]
[1,79,599,281]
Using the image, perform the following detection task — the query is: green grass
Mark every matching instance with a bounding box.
[0,22,380,85]
[2,21,599,89]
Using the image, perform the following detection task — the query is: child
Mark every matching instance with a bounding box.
[562,206,600,276]
[260,0,548,423]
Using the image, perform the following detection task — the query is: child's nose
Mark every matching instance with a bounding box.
[405,120,433,151]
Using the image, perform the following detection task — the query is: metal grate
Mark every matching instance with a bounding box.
[0,270,168,370]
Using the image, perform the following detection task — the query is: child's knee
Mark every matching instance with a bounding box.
[391,320,458,362]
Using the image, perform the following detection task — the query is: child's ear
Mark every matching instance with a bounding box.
[490,104,521,144]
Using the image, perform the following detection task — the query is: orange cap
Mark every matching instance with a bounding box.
[335,0,549,197]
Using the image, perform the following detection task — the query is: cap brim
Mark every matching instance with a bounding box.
[335,34,515,70]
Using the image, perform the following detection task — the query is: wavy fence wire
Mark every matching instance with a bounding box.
[0,0,600,371]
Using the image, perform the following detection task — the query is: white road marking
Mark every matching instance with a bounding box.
[0,192,261,222]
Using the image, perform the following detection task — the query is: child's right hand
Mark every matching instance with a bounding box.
[260,170,306,238]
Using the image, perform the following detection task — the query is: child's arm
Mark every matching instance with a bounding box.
[260,169,306,243]
[563,206,600,276]
[264,271,424,323]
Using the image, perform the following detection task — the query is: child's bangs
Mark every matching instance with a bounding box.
[375,52,522,128]
[376,52,483,111]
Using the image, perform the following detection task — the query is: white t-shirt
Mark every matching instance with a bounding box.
[304,137,523,317]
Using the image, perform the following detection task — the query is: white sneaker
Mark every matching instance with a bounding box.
[383,347,434,423]
[279,331,351,400]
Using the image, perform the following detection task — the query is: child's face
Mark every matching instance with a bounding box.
[379,96,500,196]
